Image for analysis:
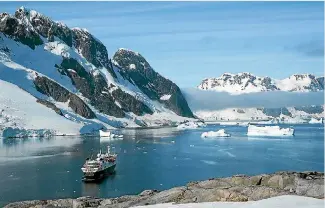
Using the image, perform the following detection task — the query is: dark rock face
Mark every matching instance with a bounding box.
[294,105,324,114]
[72,28,116,78]
[90,74,125,118]
[262,107,292,117]
[34,76,70,102]
[33,76,96,119]
[36,99,63,116]
[27,10,73,46]
[317,77,324,89]
[4,171,324,208]
[59,58,95,99]
[57,58,125,118]
[237,109,245,114]
[0,11,43,49]
[260,77,279,91]
[68,94,96,119]
[113,49,194,118]
[112,88,153,116]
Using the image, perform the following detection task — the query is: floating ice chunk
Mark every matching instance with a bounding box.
[201,129,231,138]
[247,125,294,136]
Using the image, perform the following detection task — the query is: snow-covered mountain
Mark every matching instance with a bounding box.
[0,7,194,137]
[198,72,324,94]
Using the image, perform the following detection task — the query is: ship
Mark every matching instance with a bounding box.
[81,146,117,182]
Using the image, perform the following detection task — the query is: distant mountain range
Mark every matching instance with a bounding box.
[198,72,324,94]
[195,72,324,122]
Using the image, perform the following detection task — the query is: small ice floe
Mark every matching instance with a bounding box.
[190,144,195,147]
[177,121,206,130]
[201,129,231,138]
[171,140,175,143]
[247,125,294,136]
[309,118,323,124]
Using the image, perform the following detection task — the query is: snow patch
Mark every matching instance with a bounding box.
[129,64,136,70]
[160,94,171,101]
[132,195,324,208]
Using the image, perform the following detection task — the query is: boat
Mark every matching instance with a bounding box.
[81,146,117,182]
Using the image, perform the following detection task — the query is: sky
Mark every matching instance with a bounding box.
[1,2,324,87]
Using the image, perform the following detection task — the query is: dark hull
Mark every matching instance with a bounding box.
[82,164,116,182]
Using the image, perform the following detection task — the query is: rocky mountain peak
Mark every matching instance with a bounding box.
[113,48,149,71]
[290,74,315,80]
[113,48,194,118]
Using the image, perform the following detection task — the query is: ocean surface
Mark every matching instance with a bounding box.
[0,124,323,206]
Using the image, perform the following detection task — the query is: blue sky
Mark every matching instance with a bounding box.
[2,2,324,87]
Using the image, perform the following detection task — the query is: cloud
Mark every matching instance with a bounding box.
[295,40,324,57]
[182,88,324,111]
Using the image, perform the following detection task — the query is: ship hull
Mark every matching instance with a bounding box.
[82,164,116,182]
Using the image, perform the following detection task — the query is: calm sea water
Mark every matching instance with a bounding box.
[0,124,323,206]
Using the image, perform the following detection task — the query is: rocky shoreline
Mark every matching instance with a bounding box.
[4,171,324,208]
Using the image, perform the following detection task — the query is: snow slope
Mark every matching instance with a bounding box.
[132,195,324,208]
[0,80,83,136]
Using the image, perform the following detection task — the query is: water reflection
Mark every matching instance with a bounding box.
[0,136,83,163]
[81,173,117,197]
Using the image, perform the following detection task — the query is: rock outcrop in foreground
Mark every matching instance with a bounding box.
[5,171,324,208]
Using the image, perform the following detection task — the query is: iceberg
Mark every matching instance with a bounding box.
[99,130,111,137]
[247,125,294,136]
[201,129,231,138]
[99,130,123,141]
[309,118,323,124]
